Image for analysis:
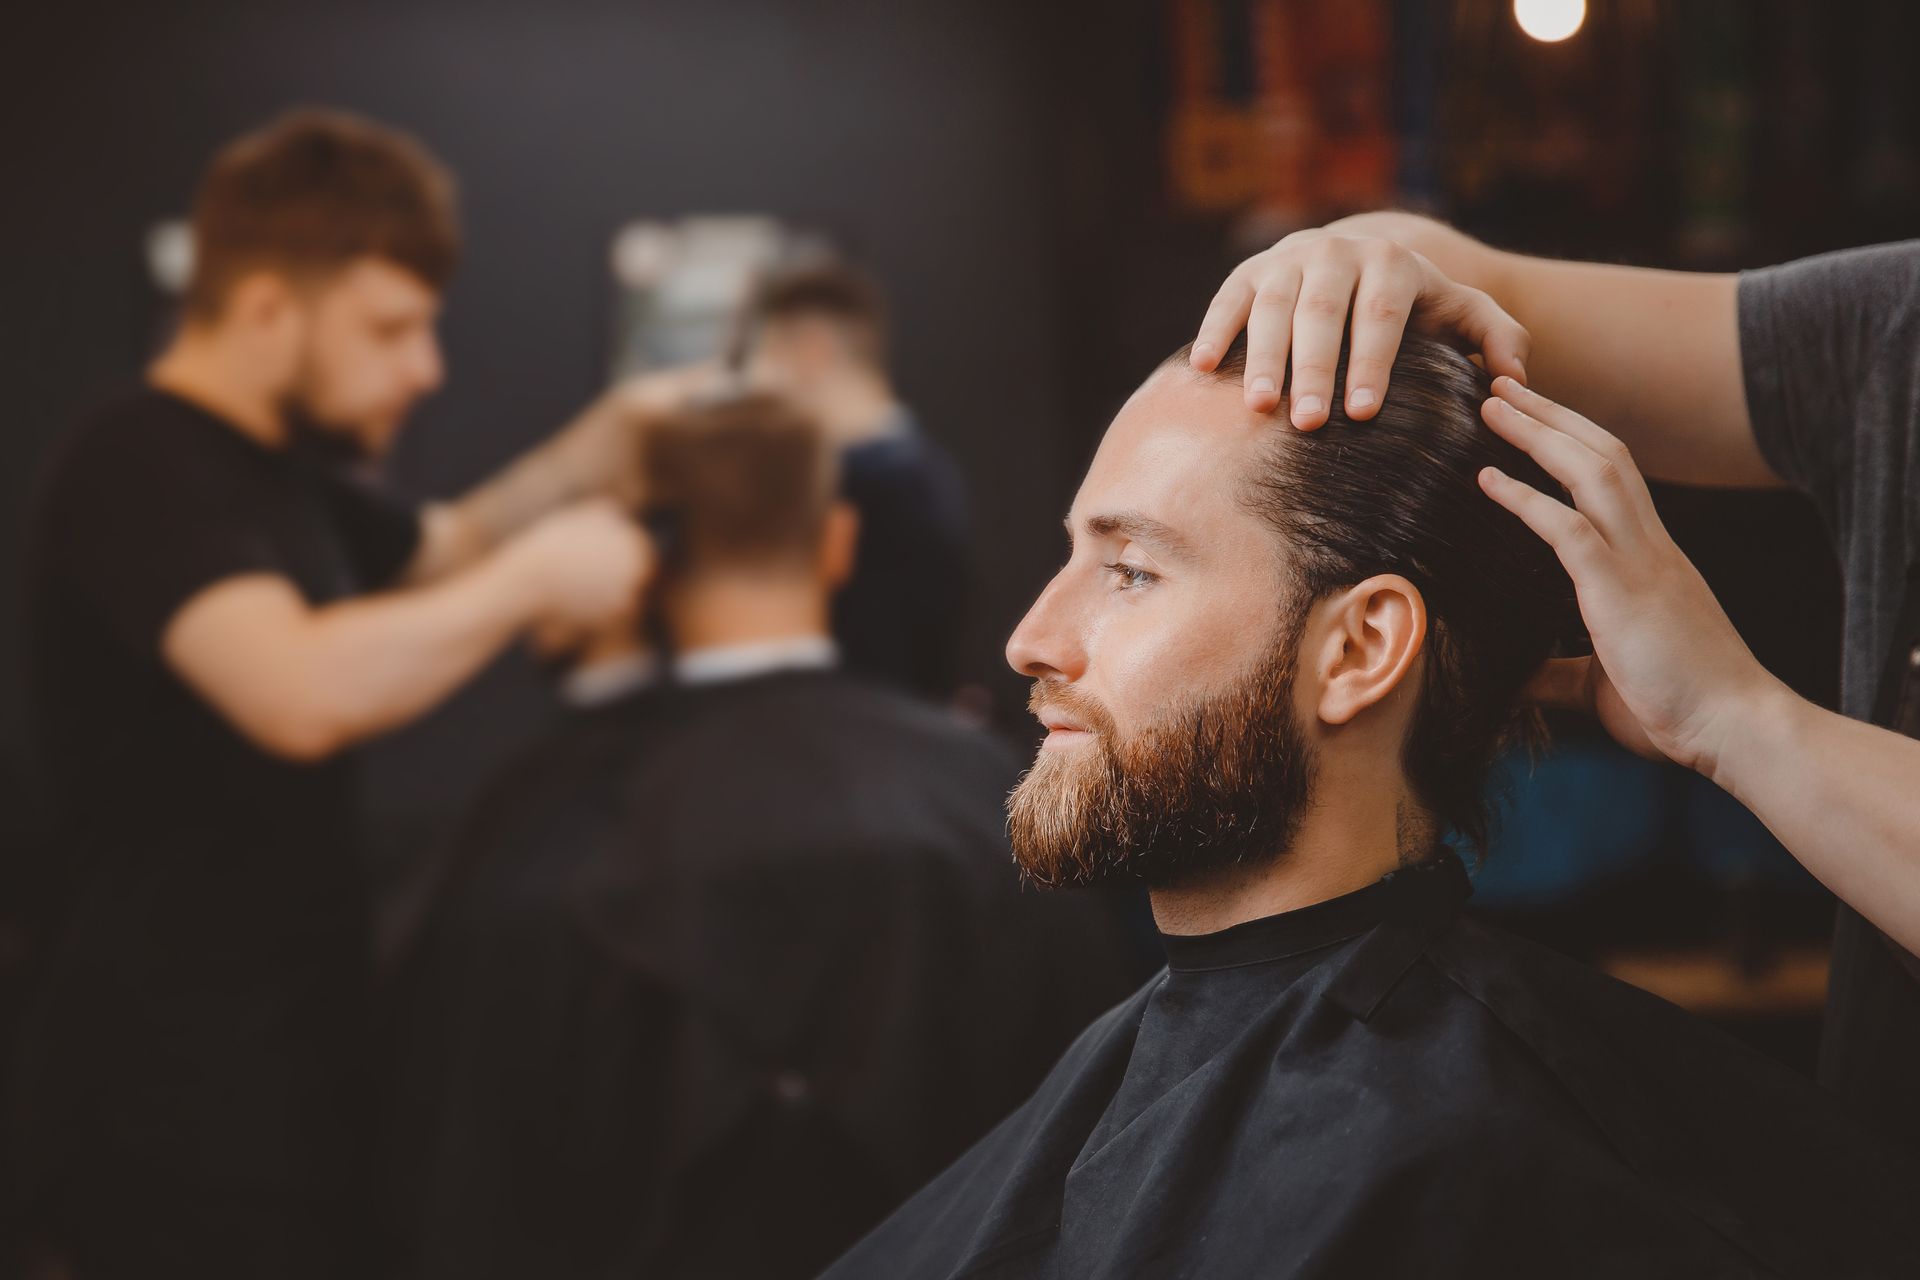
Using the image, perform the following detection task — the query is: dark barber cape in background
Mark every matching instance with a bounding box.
[833,412,972,701]
[7,388,420,1276]
[382,665,1145,1280]
[825,856,1920,1280]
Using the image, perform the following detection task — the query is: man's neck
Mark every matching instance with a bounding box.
[668,576,833,653]
[149,333,288,449]
[1149,783,1436,937]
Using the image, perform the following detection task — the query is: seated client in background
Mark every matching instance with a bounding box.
[382,395,1141,1280]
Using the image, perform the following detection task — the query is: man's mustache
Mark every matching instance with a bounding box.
[1028,680,1119,739]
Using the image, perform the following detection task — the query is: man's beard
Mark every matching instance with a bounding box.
[1008,619,1318,892]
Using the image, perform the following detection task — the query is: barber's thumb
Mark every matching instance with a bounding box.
[1525,656,1595,713]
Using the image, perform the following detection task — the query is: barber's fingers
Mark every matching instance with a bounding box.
[1480,396,1651,549]
[1286,262,1361,430]
[1490,377,1648,498]
[1424,285,1531,386]
[1240,266,1304,414]
[1192,268,1255,375]
[1343,263,1418,422]
[1477,464,1614,580]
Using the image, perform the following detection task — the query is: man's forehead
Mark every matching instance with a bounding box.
[1070,368,1270,543]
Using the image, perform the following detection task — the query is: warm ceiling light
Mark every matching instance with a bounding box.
[1513,0,1586,43]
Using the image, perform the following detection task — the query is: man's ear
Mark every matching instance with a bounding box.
[225,270,298,334]
[1303,575,1427,726]
[819,501,860,590]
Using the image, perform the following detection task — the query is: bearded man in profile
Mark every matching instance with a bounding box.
[822,336,1920,1279]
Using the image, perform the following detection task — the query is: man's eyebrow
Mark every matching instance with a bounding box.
[1068,511,1196,556]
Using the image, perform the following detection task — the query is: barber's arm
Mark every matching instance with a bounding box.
[1194,212,1777,489]
[401,363,719,584]
[1476,376,1920,956]
[164,500,648,762]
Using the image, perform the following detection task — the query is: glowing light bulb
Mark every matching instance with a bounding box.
[1513,0,1586,43]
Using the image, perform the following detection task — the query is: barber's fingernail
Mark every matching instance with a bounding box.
[1193,341,1217,361]
[1251,376,1277,397]
[1347,388,1376,410]
[1294,394,1324,419]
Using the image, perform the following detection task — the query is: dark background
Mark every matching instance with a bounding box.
[2,0,1917,941]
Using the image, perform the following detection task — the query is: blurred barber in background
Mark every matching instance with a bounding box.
[736,263,974,702]
[6,110,650,1279]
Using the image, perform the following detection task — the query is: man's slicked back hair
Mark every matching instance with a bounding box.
[639,393,839,575]
[1166,336,1575,853]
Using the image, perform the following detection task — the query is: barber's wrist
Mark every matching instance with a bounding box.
[1693,671,1805,795]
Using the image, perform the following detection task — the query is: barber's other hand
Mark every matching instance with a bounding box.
[1475,378,1787,775]
[612,360,729,420]
[1192,230,1531,429]
[505,498,654,626]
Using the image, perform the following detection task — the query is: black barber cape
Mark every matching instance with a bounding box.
[824,856,1920,1280]
[383,668,1147,1280]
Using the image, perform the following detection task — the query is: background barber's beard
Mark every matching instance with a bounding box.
[1008,616,1317,891]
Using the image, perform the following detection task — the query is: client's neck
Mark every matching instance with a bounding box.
[1149,764,1436,937]
[668,573,833,653]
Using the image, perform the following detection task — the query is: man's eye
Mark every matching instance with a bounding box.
[1105,562,1158,590]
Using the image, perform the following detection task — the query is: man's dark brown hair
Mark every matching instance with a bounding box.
[639,393,839,574]
[739,261,890,368]
[184,108,460,319]
[1167,335,1575,853]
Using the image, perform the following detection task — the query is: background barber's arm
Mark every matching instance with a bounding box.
[1476,377,1920,958]
[164,502,648,762]
[401,363,717,584]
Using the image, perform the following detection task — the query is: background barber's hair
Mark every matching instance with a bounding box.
[638,393,840,575]
[735,261,890,369]
[1170,335,1576,854]
[185,108,460,320]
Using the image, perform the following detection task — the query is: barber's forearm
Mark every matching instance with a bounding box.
[1708,685,1920,955]
[434,391,639,566]
[1325,213,1771,488]
[300,551,540,750]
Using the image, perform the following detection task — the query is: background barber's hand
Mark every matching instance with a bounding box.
[1475,378,1788,775]
[1192,229,1531,429]
[504,498,654,626]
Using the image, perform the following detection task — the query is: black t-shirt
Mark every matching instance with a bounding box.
[833,417,972,699]
[1737,243,1920,1144]
[27,388,418,914]
[11,388,418,1258]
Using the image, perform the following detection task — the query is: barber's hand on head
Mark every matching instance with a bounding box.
[1476,378,1787,775]
[1191,230,1531,429]
[503,498,654,626]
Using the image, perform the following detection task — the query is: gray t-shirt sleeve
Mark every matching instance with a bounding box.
[1738,241,1920,542]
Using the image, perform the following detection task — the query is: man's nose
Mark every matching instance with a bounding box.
[1006,572,1086,681]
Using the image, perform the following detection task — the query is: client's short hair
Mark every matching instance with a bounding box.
[639,393,839,574]
[1167,336,1575,852]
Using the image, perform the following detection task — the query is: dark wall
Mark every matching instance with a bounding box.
[1,0,1107,874]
